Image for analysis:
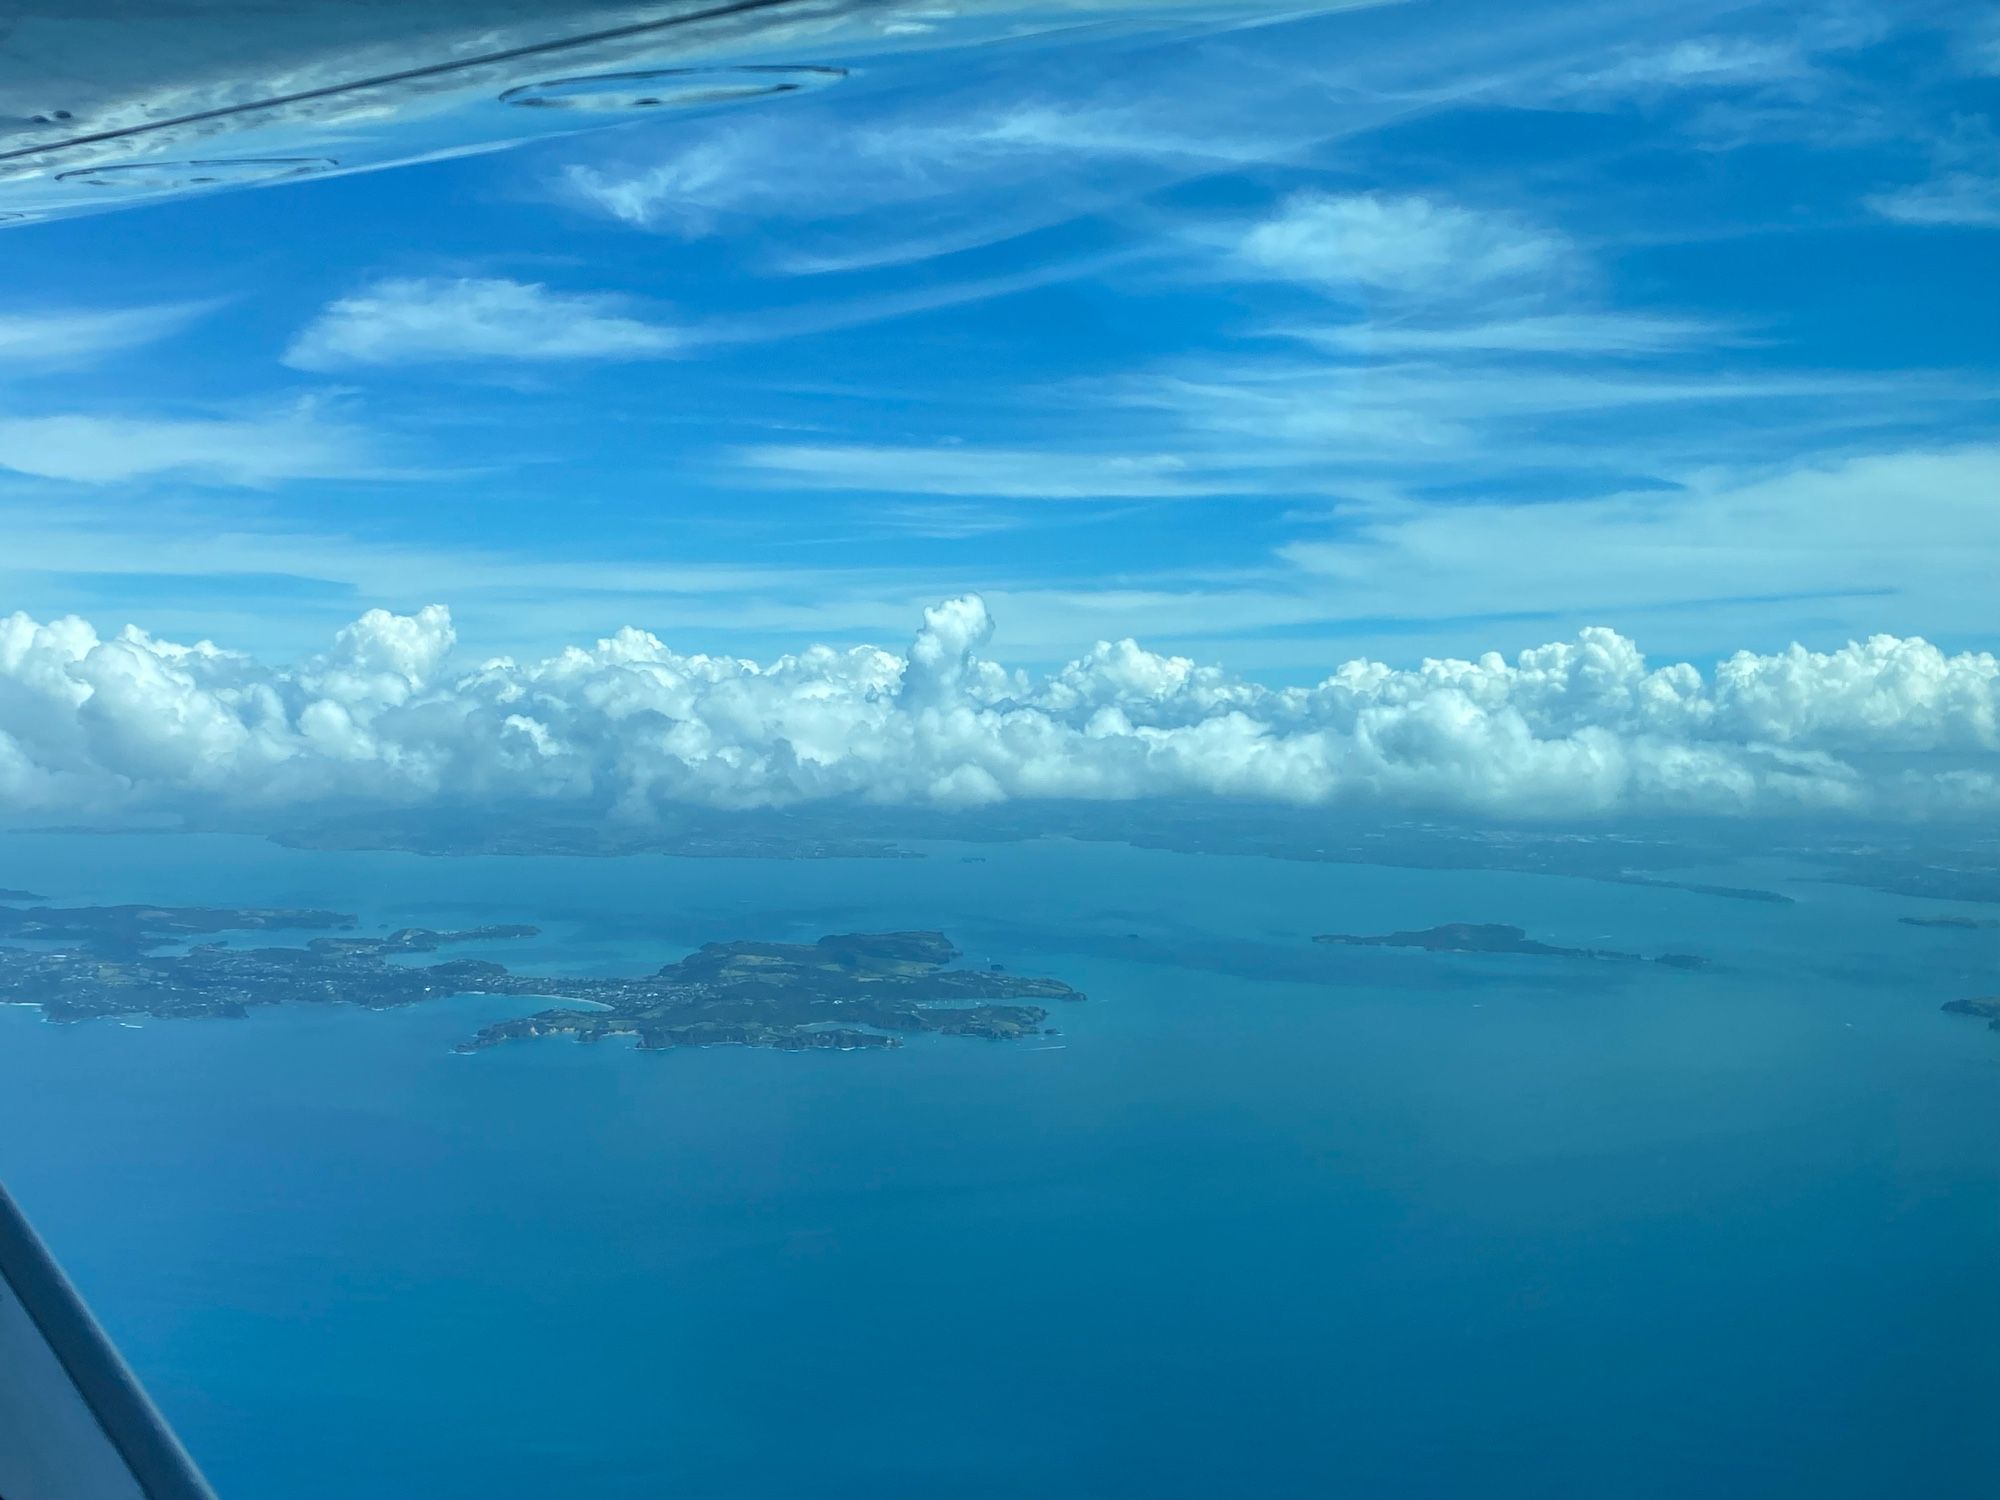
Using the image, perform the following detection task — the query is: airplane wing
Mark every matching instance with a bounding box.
[0,0,1311,226]
[0,1182,218,1500]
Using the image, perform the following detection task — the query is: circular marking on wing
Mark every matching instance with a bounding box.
[500,67,845,113]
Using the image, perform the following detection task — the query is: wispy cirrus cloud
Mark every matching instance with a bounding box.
[0,400,384,486]
[1125,361,1898,451]
[1166,170,1982,493]
[0,300,217,371]
[568,97,1312,234]
[282,257,1142,368]
[1277,445,2000,639]
[564,99,1300,237]
[1273,313,1729,357]
[1866,170,2000,226]
[557,81,1326,280]
[284,277,683,371]
[1235,191,1576,300]
[1863,115,2000,227]
[1468,5,1899,153]
[1856,108,2000,226]
[731,443,1236,499]
[1959,12,2000,75]
[1550,35,1810,96]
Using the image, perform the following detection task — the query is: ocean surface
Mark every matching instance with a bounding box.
[2,829,1997,1499]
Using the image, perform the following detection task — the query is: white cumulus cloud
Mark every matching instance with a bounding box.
[1,598,1996,826]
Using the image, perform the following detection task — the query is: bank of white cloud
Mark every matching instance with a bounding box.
[0,597,1995,823]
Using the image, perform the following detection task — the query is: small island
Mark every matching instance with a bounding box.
[1942,996,2000,1032]
[1901,915,2000,931]
[1313,922,1707,968]
[0,896,1080,1052]
[457,931,1075,1053]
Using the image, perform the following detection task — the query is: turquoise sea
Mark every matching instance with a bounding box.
[2,830,1997,1498]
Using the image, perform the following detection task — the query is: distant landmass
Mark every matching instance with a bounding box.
[0,895,1078,1052]
[1900,915,2000,930]
[0,900,353,957]
[258,803,1805,902]
[0,888,45,902]
[34,803,2000,918]
[1942,996,2000,1032]
[1605,876,1792,904]
[272,807,915,861]
[1313,922,1708,969]
[1802,843,2000,906]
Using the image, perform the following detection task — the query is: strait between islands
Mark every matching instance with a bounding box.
[0,900,1078,1052]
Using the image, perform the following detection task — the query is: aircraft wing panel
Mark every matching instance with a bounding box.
[0,1184,217,1500]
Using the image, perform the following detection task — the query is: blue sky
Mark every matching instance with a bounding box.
[2,0,1997,683]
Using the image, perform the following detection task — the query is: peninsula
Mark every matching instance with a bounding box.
[0,897,1079,1052]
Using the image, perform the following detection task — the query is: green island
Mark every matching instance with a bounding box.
[0,898,1080,1052]
[1313,922,1708,969]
